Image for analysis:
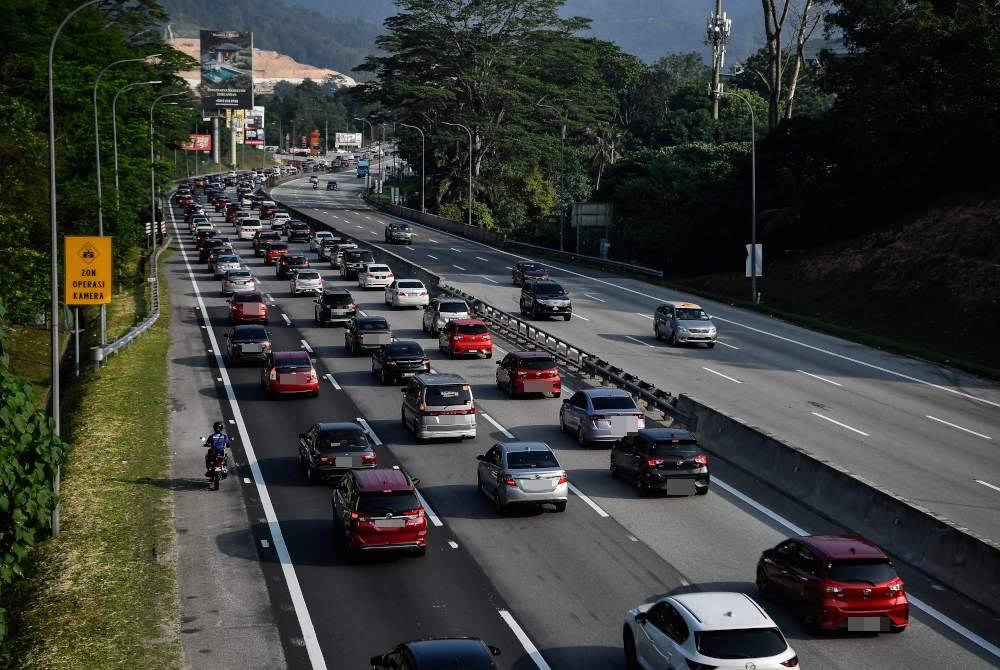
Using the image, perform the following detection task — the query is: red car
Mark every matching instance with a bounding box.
[263,241,290,265]
[495,351,561,398]
[261,351,319,397]
[332,468,426,560]
[225,204,240,222]
[229,291,269,324]
[214,197,230,212]
[176,194,193,206]
[438,319,492,359]
[756,534,908,634]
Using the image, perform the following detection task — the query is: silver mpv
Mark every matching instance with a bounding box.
[477,442,568,514]
[400,373,476,442]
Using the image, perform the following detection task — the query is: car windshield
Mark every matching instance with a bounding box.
[358,320,389,331]
[387,342,423,357]
[591,395,638,410]
[356,491,419,515]
[424,384,472,407]
[275,355,311,371]
[439,301,469,313]
[456,323,488,335]
[534,283,565,295]
[315,428,368,452]
[233,293,263,303]
[649,441,699,457]
[232,327,267,342]
[522,264,545,273]
[506,450,559,469]
[296,271,321,280]
[675,308,710,321]
[515,357,556,370]
[695,628,787,660]
[828,559,897,584]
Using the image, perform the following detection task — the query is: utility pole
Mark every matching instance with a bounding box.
[324,118,328,155]
[441,121,473,226]
[211,115,220,165]
[707,0,732,120]
[399,122,425,212]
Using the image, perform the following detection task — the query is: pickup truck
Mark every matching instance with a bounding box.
[344,316,392,355]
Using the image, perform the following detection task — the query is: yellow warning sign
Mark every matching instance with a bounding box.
[64,236,112,305]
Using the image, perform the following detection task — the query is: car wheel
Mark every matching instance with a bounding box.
[756,568,771,599]
[380,367,388,386]
[802,604,821,635]
[610,455,619,479]
[696,483,709,495]
[670,331,679,347]
[530,306,538,319]
[485,350,493,359]
[623,628,638,670]
[401,408,407,427]
[654,323,662,340]
[889,623,907,634]
[706,342,716,349]
[494,489,506,515]
[422,320,429,334]
[477,472,486,497]
[636,471,649,497]
[305,464,314,485]
[563,314,571,321]
[559,413,567,433]
[577,425,587,448]
[554,501,567,513]
[413,546,426,557]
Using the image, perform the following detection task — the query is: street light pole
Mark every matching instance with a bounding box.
[441,121,473,226]
[537,99,571,251]
[112,80,161,208]
[726,90,758,303]
[354,116,374,189]
[398,123,425,213]
[149,93,185,249]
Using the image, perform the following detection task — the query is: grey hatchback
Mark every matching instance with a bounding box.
[476,442,568,513]
[559,388,645,447]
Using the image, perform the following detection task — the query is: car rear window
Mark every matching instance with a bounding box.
[358,320,389,331]
[506,450,559,469]
[649,441,699,457]
[227,271,251,279]
[456,323,488,335]
[515,357,556,370]
[323,293,353,306]
[217,255,238,263]
[367,265,390,273]
[233,293,263,303]
[275,355,311,372]
[296,271,321,280]
[438,302,468,313]
[269,243,288,250]
[828,559,897,584]
[356,491,420,515]
[397,281,423,289]
[424,384,472,407]
[591,395,638,410]
[232,326,266,342]
[695,628,788,660]
[286,256,307,264]
[387,342,424,357]
[315,428,368,452]
[356,252,375,262]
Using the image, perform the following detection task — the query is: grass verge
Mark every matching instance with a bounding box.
[10,248,180,669]
[2,323,51,407]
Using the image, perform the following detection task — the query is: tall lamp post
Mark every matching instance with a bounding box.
[537,99,572,251]
[441,121,473,226]
[112,80,161,207]
[149,93,186,249]
[354,116,374,188]
[725,90,758,304]
[92,54,159,346]
[398,123,425,213]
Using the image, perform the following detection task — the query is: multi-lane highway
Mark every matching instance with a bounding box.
[273,175,1000,544]
[166,175,1000,669]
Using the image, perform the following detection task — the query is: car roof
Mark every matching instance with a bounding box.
[414,372,467,386]
[663,301,703,309]
[233,324,266,334]
[637,427,696,442]
[800,534,887,561]
[434,297,468,306]
[669,592,775,631]
[316,421,363,432]
[272,351,311,362]
[497,441,552,452]
[450,319,486,326]
[581,387,630,398]
[526,279,562,288]
[323,288,352,295]
[353,468,413,493]
[405,638,492,664]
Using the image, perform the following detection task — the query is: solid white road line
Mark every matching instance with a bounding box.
[975,479,1000,493]
[475,256,490,262]
[450,247,461,252]
[480,412,515,439]
[625,335,654,348]
[636,313,653,319]
[428,238,440,244]
[356,417,382,445]
[355,224,363,229]
[281,313,291,326]
[796,369,842,387]
[427,254,438,260]
[505,265,513,270]
[265,293,276,303]
[716,340,740,350]
[324,374,341,390]
[583,293,605,303]
[926,415,992,440]
[702,366,743,384]
[481,275,499,284]
[573,313,590,321]
[568,483,609,518]
[413,489,444,528]
[452,264,466,271]
[448,540,459,549]
[498,610,552,670]
[168,206,328,670]
[300,339,314,353]
[811,411,869,437]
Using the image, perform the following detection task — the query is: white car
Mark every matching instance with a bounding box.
[623,592,799,670]
[271,212,291,226]
[309,175,319,184]
[422,298,471,336]
[310,230,334,252]
[358,263,394,289]
[213,254,241,278]
[238,219,263,240]
[222,269,255,295]
[290,269,324,295]
[194,223,214,236]
[384,279,429,308]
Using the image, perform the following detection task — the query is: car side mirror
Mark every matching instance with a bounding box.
[763,549,776,560]
[495,360,501,365]
[369,656,385,669]
[634,613,647,625]
[476,454,485,461]
[488,646,501,657]
[400,387,406,393]
[562,398,569,404]
[411,478,420,487]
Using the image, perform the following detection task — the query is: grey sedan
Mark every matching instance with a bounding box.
[476,442,568,514]
[559,388,645,447]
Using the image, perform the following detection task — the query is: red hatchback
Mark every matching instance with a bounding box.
[495,351,561,398]
[332,468,427,560]
[756,534,908,634]
[263,241,290,265]
[438,319,492,359]
[261,351,319,397]
[229,291,269,324]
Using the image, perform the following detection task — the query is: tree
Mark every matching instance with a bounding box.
[751,0,822,129]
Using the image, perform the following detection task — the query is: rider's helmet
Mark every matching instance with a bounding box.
[213,421,225,433]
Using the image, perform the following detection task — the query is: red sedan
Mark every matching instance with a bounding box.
[438,319,493,359]
[263,241,290,265]
[495,351,561,398]
[229,291,269,324]
[261,351,319,397]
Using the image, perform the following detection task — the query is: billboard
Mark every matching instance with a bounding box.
[243,105,265,146]
[181,134,212,151]
[200,30,253,110]
[335,132,363,148]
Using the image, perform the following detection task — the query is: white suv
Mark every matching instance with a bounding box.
[358,263,394,289]
[623,592,799,669]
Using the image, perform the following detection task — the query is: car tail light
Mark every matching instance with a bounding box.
[888,582,904,593]
[504,475,517,487]
[350,511,372,524]
[686,661,718,670]
[780,657,799,668]
[418,402,427,413]
[269,369,277,381]
[361,453,376,465]
[590,415,607,421]
[308,368,318,381]
[646,457,665,468]
[419,291,427,296]
[693,454,708,466]
[634,412,645,419]
[386,361,397,366]
[557,473,568,485]
[262,341,271,350]
[453,335,464,341]
[824,585,844,595]
[316,456,332,464]
[403,507,425,518]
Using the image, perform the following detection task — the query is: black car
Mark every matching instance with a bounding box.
[223,324,272,365]
[345,316,392,355]
[512,261,549,286]
[326,180,338,191]
[287,221,311,242]
[384,222,414,245]
[253,230,282,256]
[298,422,375,483]
[371,340,430,385]
[314,288,356,326]
[370,638,501,670]
[200,237,231,262]
[341,249,375,280]
[610,427,710,497]
[519,280,572,321]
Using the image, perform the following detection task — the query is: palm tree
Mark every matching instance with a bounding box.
[585,124,622,192]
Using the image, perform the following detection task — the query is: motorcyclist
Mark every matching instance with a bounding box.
[204,421,232,476]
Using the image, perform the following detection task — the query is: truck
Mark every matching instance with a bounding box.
[356,160,369,178]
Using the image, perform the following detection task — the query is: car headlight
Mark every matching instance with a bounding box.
[708,327,717,334]
[678,327,690,334]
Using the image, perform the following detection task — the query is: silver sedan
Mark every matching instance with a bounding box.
[476,442,568,514]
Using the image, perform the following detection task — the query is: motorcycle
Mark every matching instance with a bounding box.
[312,182,318,190]
[208,451,228,491]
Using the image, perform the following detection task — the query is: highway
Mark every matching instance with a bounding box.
[164,175,1000,668]
[273,175,1000,545]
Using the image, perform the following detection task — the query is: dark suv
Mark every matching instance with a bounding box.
[519,280,572,321]
[276,254,309,278]
[298,422,375,483]
[287,221,311,242]
[341,249,375,280]
[332,468,427,559]
[253,230,281,256]
[314,288,356,326]
[610,427,709,497]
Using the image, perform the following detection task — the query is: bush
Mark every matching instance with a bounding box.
[437,202,463,221]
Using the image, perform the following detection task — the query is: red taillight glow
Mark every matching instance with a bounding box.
[504,475,517,487]
[780,657,799,668]
[308,368,318,381]
[361,453,376,465]
[557,473,568,485]
[646,457,665,468]
[693,454,708,466]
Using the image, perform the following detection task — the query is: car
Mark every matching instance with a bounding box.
[623,592,799,670]
[559,388,645,447]
[371,340,430,385]
[345,316,393,355]
[261,351,319,397]
[276,254,309,278]
[332,468,426,560]
[229,291,268,324]
[341,249,375,280]
[512,261,549,286]
[317,237,341,261]
[287,221,311,242]
[222,268,255,295]
[384,222,414,244]
[610,427,709,496]
[299,422,375,484]
[264,241,291,265]
[309,230,334,252]
[358,263,395,289]
[330,242,358,268]
[212,254,241,278]
[421,298,470,336]
[476,442,568,514]
[206,244,234,267]
[314,288,356,326]
[326,180,338,191]
[238,218,263,240]
[495,351,561,398]
[259,200,277,218]
[370,638,501,670]
[194,229,217,251]
[271,211,291,228]
[756,535,908,634]
[653,301,718,348]
[439,319,493,359]
[253,230,281,255]
[225,204,240,222]
[200,238,231,262]
[223,324,271,365]
[308,175,319,184]
[290,269,324,294]
[400,373,476,442]
[520,280,572,320]
[384,279,429,308]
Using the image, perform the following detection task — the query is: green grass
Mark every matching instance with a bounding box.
[10,251,181,670]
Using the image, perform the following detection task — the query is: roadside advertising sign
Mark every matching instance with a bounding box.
[65,236,112,305]
[200,30,253,110]
[182,134,212,151]
[244,105,265,145]
[335,132,362,147]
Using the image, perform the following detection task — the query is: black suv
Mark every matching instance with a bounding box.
[253,230,281,256]
[519,280,572,321]
[298,422,375,483]
[314,289,356,326]
[287,221,311,242]
[610,427,710,497]
[341,249,375,280]
[371,340,430,385]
